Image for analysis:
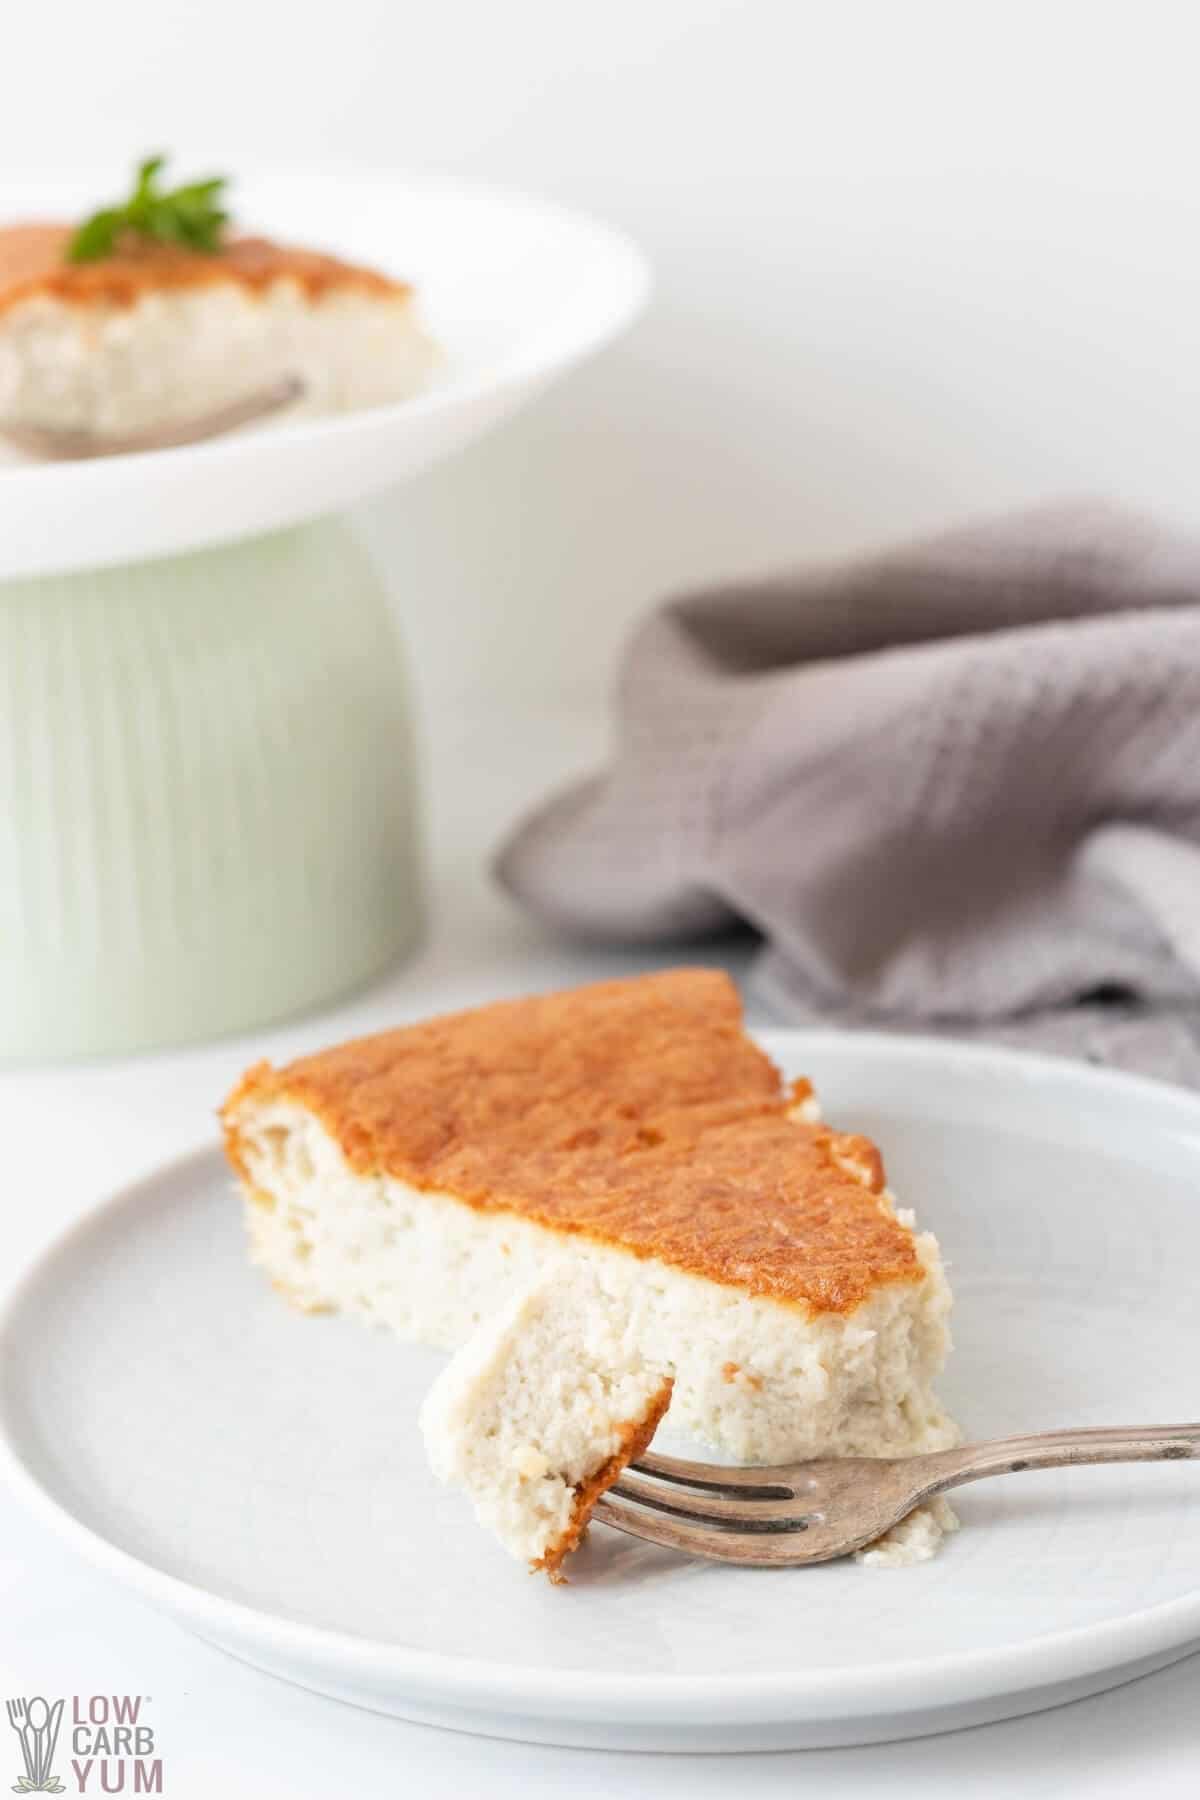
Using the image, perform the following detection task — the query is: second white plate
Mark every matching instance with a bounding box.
[2,1030,1199,1750]
[0,167,649,578]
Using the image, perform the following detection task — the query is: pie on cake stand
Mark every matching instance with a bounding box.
[0,168,648,1058]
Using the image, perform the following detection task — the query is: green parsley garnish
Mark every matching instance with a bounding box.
[67,155,230,263]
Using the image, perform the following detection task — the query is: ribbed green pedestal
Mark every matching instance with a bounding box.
[0,520,423,1059]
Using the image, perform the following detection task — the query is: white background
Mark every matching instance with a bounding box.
[8,0,1200,710]
[4,2,1200,1792]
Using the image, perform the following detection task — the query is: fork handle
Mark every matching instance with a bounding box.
[12,1723,36,1784]
[917,1423,1200,1496]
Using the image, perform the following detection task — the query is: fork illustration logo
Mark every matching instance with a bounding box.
[5,1698,65,1794]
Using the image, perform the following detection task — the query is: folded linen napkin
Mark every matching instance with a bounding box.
[496,503,1200,1085]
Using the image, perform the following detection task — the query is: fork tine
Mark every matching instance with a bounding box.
[595,1495,830,1566]
[613,1473,811,1530]
[632,1449,792,1496]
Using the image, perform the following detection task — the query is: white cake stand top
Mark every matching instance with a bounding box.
[0,168,650,579]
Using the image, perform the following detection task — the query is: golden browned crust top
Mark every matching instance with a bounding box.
[535,1377,675,1582]
[222,969,924,1316]
[0,224,409,313]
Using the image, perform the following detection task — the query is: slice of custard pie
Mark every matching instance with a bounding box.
[222,968,956,1468]
[0,157,434,437]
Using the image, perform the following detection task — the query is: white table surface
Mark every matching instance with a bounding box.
[1,698,1196,1799]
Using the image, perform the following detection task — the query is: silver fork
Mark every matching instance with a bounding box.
[595,1423,1200,1566]
[0,373,304,461]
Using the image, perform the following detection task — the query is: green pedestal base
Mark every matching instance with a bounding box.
[0,520,423,1060]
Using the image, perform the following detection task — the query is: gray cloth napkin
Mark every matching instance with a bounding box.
[495,503,1200,1086]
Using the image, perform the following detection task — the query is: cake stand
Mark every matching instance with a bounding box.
[0,170,649,1059]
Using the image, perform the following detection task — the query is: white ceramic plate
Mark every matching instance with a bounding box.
[2,1031,1199,1752]
[0,168,649,579]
